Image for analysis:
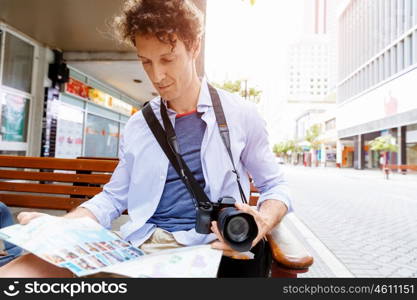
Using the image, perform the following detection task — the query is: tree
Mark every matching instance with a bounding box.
[273,142,287,156]
[248,87,262,104]
[213,80,242,94]
[369,135,398,179]
[305,124,322,150]
[369,135,398,153]
[213,80,262,103]
[241,0,256,6]
[273,140,301,162]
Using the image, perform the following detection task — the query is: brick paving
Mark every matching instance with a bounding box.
[284,165,417,278]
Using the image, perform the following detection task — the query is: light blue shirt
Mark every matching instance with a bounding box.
[80,78,292,247]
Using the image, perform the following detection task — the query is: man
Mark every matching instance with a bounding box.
[0,0,290,277]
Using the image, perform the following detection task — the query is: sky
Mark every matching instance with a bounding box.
[204,0,306,143]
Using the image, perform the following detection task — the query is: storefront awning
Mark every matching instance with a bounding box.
[0,0,206,103]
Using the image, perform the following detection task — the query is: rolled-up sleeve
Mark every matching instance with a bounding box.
[79,134,130,229]
[240,104,292,212]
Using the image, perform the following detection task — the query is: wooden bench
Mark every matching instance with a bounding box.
[387,164,417,173]
[0,155,313,277]
[0,156,117,212]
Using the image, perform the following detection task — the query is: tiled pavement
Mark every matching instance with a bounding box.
[284,165,417,278]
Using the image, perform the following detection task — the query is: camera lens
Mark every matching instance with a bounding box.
[226,216,250,242]
[217,207,258,252]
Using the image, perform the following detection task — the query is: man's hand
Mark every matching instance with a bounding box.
[210,220,251,259]
[17,212,49,225]
[17,207,99,225]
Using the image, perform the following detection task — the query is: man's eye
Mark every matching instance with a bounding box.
[162,58,174,63]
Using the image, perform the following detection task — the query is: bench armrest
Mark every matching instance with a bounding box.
[266,218,314,269]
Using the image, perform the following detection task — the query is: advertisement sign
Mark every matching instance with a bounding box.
[88,88,134,116]
[88,88,109,107]
[55,103,84,158]
[1,93,29,142]
[112,97,133,116]
[41,87,60,157]
[65,78,89,99]
[66,77,137,117]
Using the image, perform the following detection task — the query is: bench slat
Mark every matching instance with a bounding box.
[0,170,112,184]
[0,182,102,196]
[387,164,417,171]
[0,156,118,172]
[0,193,85,211]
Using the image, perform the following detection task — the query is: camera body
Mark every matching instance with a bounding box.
[195,197,258,252]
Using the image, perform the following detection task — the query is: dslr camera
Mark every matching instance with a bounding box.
[195,197,258,252]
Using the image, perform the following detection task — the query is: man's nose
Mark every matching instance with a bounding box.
[150,64,166,84]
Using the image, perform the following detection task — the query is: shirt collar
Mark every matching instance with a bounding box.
[197,77,213,109]
[162,77,212,116]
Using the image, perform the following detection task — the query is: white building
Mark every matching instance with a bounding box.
[337,0,417,169]
[282,0,341,142]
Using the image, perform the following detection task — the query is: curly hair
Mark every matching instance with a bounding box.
[114,0,204,51]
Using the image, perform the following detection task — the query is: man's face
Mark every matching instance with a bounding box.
[135,34,197,101]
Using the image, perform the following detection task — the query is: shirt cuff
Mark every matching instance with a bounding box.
[256,190,292,213]
[78,198,113,229]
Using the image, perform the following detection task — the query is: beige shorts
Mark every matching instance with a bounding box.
[138,228,184,254]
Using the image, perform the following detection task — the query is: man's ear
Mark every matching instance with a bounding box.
[192,38,202,60]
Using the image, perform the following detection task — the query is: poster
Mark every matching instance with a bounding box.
[65,78,89,99]
[1,93,29,142]
[55,103,84,158]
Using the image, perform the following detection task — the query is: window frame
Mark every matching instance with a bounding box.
[0,23,39,153]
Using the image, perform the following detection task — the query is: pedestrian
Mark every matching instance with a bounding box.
[379,154,385,168]
[0,0,291,278]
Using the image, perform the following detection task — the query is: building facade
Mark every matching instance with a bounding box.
[0,22,141,158]
[337,0,417,169]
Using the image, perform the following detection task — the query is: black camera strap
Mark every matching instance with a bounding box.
[142,83,247,209]
[142,103,212,209]
[207,84,248,205]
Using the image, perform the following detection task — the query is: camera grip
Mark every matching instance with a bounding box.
[195,206,213,234]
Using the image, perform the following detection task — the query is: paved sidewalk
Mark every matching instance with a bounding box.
[283,213,350,278]
[283,165,417,278]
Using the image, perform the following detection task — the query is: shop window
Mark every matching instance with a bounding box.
[0,93,29,142]
[405,34,412,68]
[406,143,417,165]
[325,118,336,131]
[84,114,119,158]
[397,40,404,72]
[3,32,34,93]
